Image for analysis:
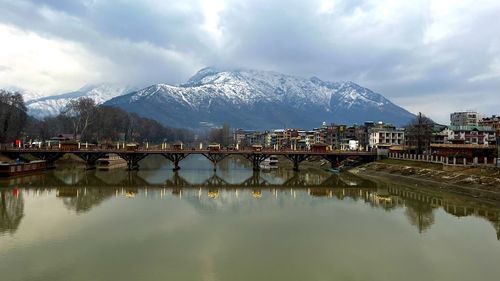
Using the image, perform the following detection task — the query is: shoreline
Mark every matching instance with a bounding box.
[349,159,500,203]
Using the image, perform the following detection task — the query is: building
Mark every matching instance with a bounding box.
[479,115,500,137]
[368,122,405,150]
[51,133,80,142]
[233,129,268,148]
[441,125,495,145]
[450,111,480,126]
[430,144,496,162]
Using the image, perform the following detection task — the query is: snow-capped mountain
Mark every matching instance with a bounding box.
[105,67,415,129]
[3,86,43,102]
[27,84,135,118]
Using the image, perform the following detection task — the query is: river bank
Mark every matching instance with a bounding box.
[350,159,500,202]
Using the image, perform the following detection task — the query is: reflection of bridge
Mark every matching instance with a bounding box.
[163,171,376,189]
[1,148,377,171]
[2,170,376,189]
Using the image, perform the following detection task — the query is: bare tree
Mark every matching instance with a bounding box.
[405,112,434,154]
[0,90,27,143]
[62,98,98,141]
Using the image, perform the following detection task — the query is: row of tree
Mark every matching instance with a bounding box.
[1,91,195,144]
[30,98,195,143]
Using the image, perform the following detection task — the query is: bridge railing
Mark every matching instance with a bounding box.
[1,143,376,154]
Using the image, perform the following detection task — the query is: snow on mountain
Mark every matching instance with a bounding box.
[105,67,415,129]
[3,86,44,102]
[27,84,135,118]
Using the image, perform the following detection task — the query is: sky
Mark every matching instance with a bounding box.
[0,0,499,123]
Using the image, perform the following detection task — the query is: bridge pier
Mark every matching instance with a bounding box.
[75,152,105,170]
[323,155,341,169]
[244,154,270,171]
[241,171,268,187]
[202,153,228,171]
[161,153,188,171]
[284,154,310,172]
[117,153,148,171]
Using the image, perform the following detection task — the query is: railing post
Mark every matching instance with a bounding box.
[463,158,466,166]
[453,157,456,165]
[473,157,478,165]
[484,157,487,165]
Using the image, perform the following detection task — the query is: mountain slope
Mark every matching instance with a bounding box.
[106,67,415,129]
[27,84,135,118]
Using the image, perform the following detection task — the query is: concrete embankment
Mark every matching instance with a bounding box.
[350,159,500,202]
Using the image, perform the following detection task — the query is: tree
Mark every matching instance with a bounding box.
[0,90,27,143]
[405,112,434,154]
[61,98,98,141]
[23,103,195,144]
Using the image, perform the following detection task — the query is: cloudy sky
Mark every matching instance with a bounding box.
[0,0,499,123]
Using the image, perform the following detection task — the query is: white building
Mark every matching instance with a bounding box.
[369,123,405,149]
[450,111,480,126]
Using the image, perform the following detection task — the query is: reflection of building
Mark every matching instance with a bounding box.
[252,190,262,198]
[208,189,219,199]
[387,186,500,239]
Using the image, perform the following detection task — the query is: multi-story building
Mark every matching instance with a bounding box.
[368,122,405,150]
[450,111,480,126]
[233,129,269,148]
[442,125,495,145]
[479,115,500,137]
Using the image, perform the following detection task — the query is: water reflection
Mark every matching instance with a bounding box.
[2,183,500,240]
[1,155,499,241]
[0,189,24,235]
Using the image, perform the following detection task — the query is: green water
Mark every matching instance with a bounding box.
[1,155,500,281]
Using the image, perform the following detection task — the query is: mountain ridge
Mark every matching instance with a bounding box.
[105,67,415,129]
[26,84,136,118]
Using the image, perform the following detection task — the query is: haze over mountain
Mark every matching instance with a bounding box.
[105,68,415,129]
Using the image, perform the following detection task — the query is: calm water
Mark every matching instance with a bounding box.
[1,155,500,281]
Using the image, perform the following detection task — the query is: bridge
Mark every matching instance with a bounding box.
[1,147,377,171]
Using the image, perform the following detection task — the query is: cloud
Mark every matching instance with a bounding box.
[0,0,499,123]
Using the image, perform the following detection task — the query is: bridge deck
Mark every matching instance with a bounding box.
[1,148,376,156]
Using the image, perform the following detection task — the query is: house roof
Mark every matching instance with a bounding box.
[448,125,495,132]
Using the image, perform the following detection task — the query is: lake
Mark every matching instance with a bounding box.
[1,155,500,281]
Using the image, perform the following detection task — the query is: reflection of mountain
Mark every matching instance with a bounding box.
[0,190,24,234]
